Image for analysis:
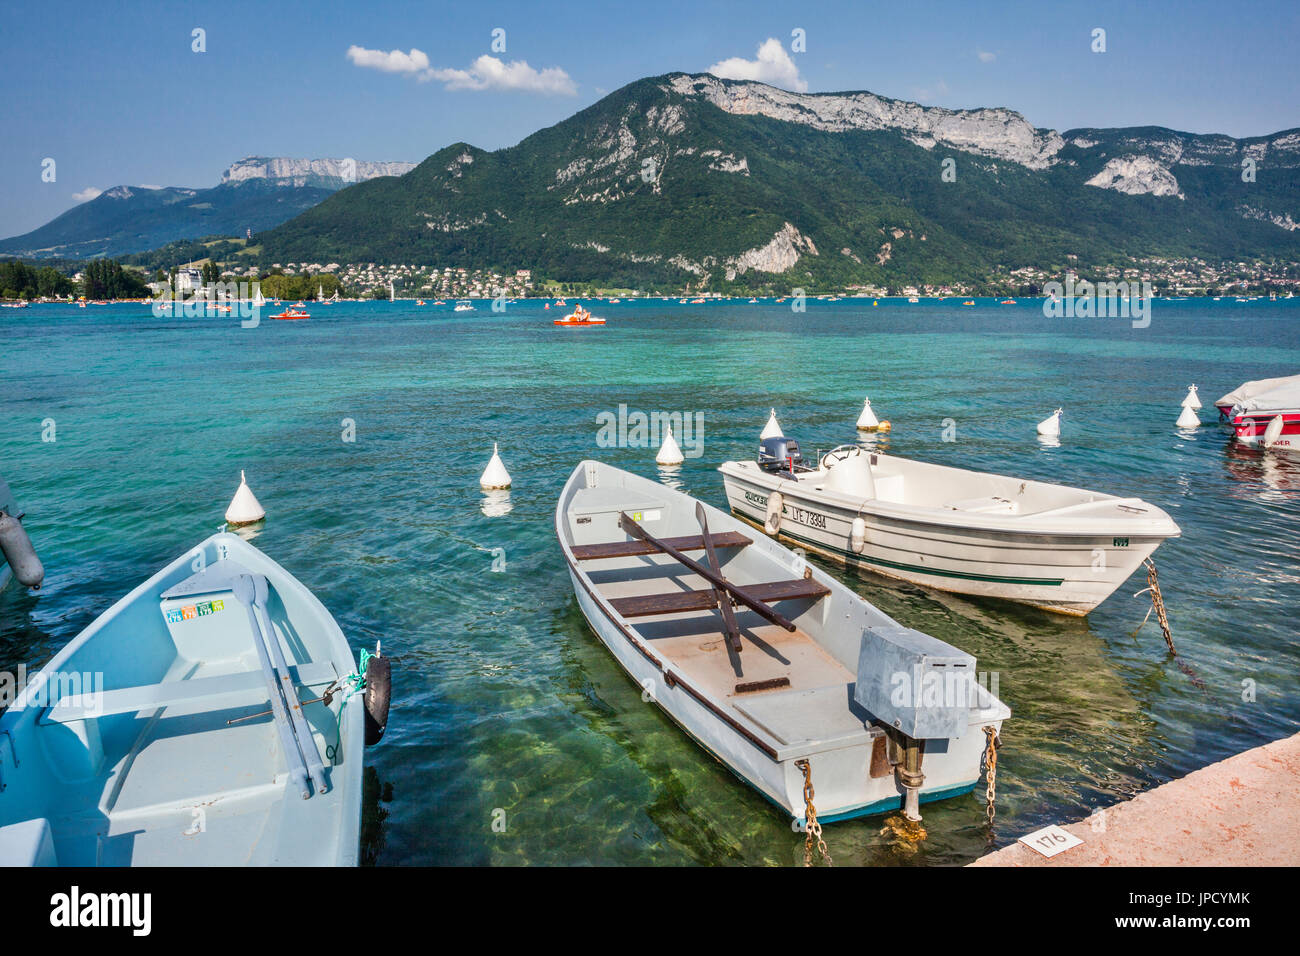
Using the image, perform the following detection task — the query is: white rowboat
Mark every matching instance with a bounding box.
[557,461,1008,824]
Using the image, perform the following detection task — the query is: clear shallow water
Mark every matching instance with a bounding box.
[2,297,1298,866]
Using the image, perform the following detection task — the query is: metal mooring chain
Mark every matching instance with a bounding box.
[982,726,1000,827]
[794,758,832,867]
[1136,558,1175,654]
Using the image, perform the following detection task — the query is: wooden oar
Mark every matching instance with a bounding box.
[695,502,743,653]
[618,512,796,632]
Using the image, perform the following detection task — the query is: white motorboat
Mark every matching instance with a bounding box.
[719,438,1181,616]
[1224,378,1300,452]
[1216,374,1300,420]
[557,461,1008,824]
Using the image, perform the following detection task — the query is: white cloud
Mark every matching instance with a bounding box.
[977,50,996,63]
[71,187,101,203]
[707,38,807,92]
[348,45,575,95]
[346,45,430,75]
[426,55,576,94]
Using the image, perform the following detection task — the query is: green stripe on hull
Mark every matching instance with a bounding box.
[735,510,1065,588]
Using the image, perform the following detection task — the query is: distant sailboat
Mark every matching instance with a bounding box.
[389,279,396,302]
[252,286,266,308]
[330,289,339,302]
[318,283,325,303]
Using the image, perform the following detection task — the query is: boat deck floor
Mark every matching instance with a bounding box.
[41,656,336,866]
[586,558,853,703]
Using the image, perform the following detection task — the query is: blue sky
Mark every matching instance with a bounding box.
[2,0,1297,236]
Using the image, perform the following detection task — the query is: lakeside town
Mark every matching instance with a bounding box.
[4,252,1300,303]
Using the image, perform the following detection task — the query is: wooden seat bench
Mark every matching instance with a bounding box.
[572,531,751,562]
[609,577,831,619]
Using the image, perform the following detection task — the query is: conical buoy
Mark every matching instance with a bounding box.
[480,443,512,490]
[225,470,266,525]
[760,408,783,440]
[856,397,880,431]
[1176,405,1200,428]
[1263,414,1285,450]
[1181,385,1202,410]
[656,425,684,465]
[1037,408,1063,437]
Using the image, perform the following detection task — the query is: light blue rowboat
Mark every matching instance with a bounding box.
[0,533,375,866]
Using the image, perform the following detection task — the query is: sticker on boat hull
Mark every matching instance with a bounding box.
[165,599,224,624]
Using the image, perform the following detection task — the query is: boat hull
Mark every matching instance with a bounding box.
[558,462,1006,823]
[1232,409,1300,450]
[720,462,1175,616]
[0,534,364,867]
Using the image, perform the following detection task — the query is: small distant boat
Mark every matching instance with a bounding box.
[0,533,389,866]
[557,461,1009,824]
[454,300,475,312]
[720,437,1181,616]
[272,309,310,320]
[555,299,567,307]
[433,300,445,305]
[417,300,426,306]
[907,296,919,303]
[609,298,621,304]
[554,304,605,327]
[1000,299,1017,305]
[748,298,758,303]
[962,300,976,306]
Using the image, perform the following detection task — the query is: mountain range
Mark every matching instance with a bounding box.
[255,73,1300,289]
[0,157,415,260]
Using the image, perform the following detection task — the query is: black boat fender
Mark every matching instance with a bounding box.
[363,650,391,746]
[0,510,44,590]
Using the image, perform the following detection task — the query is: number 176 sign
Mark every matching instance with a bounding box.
[1018,824,1083,859]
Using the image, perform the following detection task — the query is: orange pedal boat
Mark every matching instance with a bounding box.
[553,304,605,327]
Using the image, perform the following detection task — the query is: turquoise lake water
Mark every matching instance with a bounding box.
[2,297,1298,865]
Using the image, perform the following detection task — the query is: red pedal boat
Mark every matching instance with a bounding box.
[553,304,605,327]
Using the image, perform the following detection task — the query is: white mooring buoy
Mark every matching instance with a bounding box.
[1182,385,1202,410]
[480,443,512,490]
[225,470,266,525]
[856,397,880,431]
[1176,405,1200,429]
[1037,408,1063,438]
[656,424,684,465]
[760,408,783,441]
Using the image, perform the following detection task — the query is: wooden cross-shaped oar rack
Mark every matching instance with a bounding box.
[571,509,830,653]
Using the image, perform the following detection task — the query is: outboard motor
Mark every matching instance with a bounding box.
[758,436,803,478]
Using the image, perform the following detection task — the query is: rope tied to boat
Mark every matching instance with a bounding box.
[981,726,1000,831]
[794,758,832,867]
[324,648,373,761]
[1133,558,1175,654]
